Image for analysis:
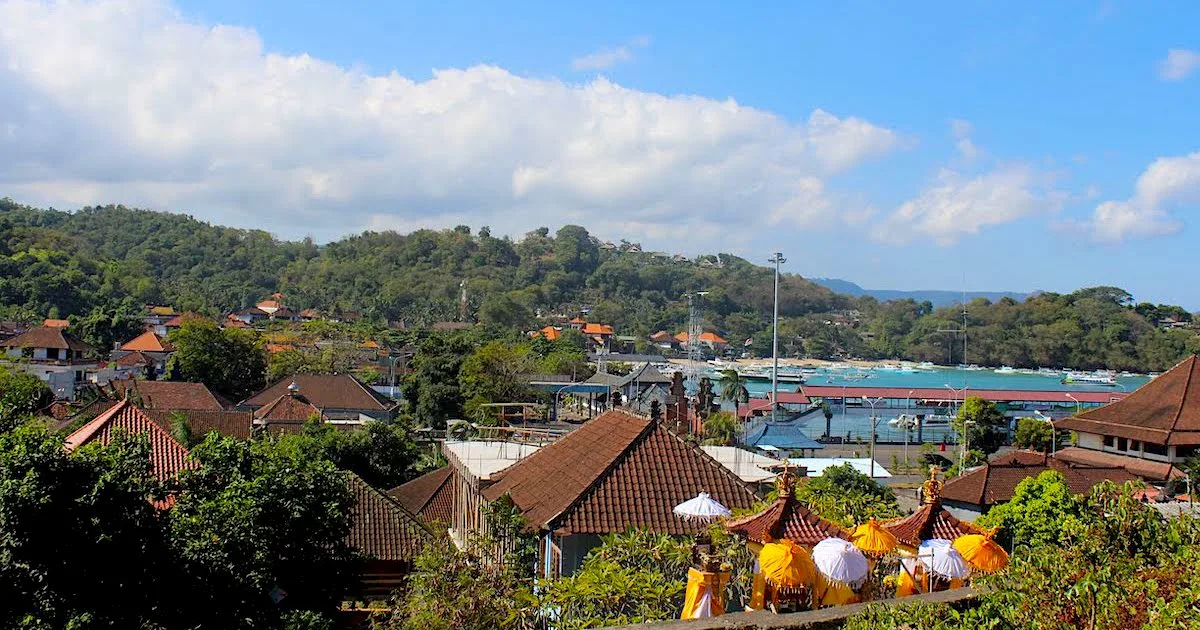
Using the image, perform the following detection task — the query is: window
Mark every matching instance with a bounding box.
[1117,437,1128,452]
[1131,440,1141,452]
[1104,436,1116,448]
[1177,446,1199,459]
[1144,442,1168,456]
[45,348,59,360]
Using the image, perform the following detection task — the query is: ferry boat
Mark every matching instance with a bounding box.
[1061,371,1117,386]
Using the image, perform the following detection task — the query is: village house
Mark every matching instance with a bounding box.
[1,325,98,399]
[389,466,456,526]
[674,331,729,356]
[112,330,174,378]
[239,373,396,424]
[142,305,177,330]
[939,450,1139,520]
[65,400,197,480]
[471,409,757,577]
[229,307,269,325]
[1053,355,1200,481]
[344,473,433,601]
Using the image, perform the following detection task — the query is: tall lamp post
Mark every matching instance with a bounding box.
[905,389,914,466]
[864,396,883,478]
[768,252,786,423]
[1065,393,1081,415]
[1034,410,1057,458]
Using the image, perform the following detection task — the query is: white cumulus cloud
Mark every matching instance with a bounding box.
[873,165,1056,246]
[0,0,899,249]
[1158,48,1200,81]
[1078,152,1200,242]
[571,35,650,71]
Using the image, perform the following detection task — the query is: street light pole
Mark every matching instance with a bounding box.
[864,396,883,478]
[1066,393,1081,415]
[768,252,786,423]
[905,389,914,467]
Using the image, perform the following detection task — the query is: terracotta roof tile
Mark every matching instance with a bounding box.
[389,467,455,524]
[1056,356,1200,446]
[64,400,196,479]
[146,409,254,440]
[347,473,432,562]
[116,351,153,368]
[724,494,846,545]
[1,326,93,352]
[243,374,392,412]
[1054,446,1184,481]
[253,393,323,422]
[483,410,758,535]
[43,318,70,328]
[120,331,173,352]
[582,323,614,335]
[114,380,224,411]
[883,503,983,547]
[941,450,1140,507]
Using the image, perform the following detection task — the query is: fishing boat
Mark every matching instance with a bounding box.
[1061,371,1117,386]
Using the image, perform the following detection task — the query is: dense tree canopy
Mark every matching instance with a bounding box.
[2,199,1196,371]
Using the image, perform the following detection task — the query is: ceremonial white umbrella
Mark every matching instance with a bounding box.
[673,492,732,523]
[811,538,869,587]
[916,538,970,580]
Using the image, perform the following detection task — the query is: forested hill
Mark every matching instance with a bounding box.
[1,199,1196,371]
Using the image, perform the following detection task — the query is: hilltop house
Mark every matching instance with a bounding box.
[674,331,729,356]
[1054,355,1200,481]
[1,326,98,399]
[112,331,174,378]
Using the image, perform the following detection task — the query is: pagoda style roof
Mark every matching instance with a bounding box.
[883,469,982,547]
[1056,355,1200,446]
[482,410,757,535]
[723,488,845,546]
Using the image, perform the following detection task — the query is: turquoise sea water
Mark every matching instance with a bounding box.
[727,365,1150,446]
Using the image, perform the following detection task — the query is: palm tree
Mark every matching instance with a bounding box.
[717,369,750,421]
[703,411,740,446]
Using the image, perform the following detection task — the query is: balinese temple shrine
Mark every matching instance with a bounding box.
[883,468,984,550]
[724,466,846,547]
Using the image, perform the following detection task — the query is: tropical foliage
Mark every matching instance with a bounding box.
[2,200,1196,371]
[793,463,902,528]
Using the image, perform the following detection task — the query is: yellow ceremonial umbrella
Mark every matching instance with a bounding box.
[758,539,816,592]
[849,519,898,557]
[952,532,1009,573]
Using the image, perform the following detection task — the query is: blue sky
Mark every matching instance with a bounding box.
[2,1,1199,306]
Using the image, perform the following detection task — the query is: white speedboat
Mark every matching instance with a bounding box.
[994,366,1016,374]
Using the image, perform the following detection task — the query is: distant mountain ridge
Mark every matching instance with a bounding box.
[811,278,1030,308]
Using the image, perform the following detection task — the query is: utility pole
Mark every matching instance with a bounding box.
[769,252,786,422]
[864,396,883,478]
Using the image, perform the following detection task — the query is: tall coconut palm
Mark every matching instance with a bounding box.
[718,369,750,422]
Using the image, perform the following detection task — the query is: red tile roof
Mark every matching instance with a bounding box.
[801,385,1124,405]
[1056,355,1200,446]
[43,318,70,328]
[389,467,455,525]
[482,410,758,535]
[582,323,614,336]
[674,331,728,344]
[346,473,433,563]
[162,312,203,327]
[113,380,225,411]
[1053,446,1184,481]
[724,493,846,545]
[940,450,1140,508]
[253,392,323,423]
[115,351,153,368]
[243,374,392,412]
[1,326,93,352]
[64,400,196,479]
[146,409,254,440]
[120,331,174,352]
[535,326,561,341]
[883,502,983,547]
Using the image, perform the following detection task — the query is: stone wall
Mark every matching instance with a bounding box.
[607,588,979,630]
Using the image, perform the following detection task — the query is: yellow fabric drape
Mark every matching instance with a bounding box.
[814,573,859,607]
[758,540,816,591]
[896,569,918,597]
[681,568,731,619]
[749,571,768,610]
